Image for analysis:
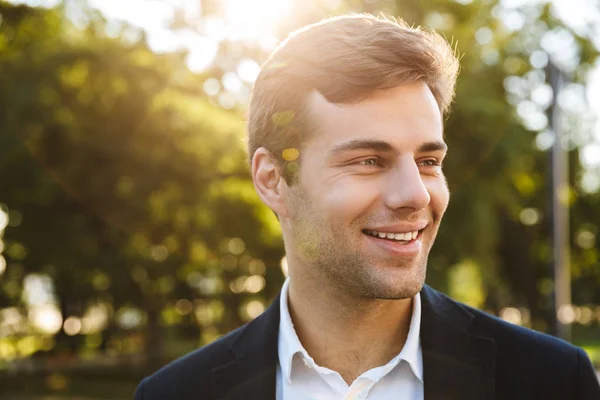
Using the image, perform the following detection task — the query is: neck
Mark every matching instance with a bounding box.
[286,273,414,384]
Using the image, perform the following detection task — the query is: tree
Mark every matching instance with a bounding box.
[0,0,598,371]
[0,1,284,363]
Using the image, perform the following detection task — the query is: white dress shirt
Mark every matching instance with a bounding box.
[276,278,424,400]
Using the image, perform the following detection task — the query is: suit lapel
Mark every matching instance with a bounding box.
[212,294,280,400]
[421,285,496,400]
[212,286,497,400]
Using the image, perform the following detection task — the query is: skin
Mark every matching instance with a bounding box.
[252,82,449,384]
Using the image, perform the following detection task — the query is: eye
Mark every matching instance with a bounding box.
[358,158,381,167]
[418,159,441,167]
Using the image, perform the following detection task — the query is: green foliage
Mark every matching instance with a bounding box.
[0,1,284,362]
[0,0,598,374]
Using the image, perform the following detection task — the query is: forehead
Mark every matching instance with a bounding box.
[304,82,444,153]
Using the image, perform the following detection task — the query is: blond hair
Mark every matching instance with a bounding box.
[247,14,460,181]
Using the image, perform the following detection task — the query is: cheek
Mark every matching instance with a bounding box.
[320,179,381,219]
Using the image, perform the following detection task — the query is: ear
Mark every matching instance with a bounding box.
[251,148,289,217]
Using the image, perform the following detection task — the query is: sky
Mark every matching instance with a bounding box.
[4,0,600,179]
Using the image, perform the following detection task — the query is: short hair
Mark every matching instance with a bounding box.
[247,14,460,182]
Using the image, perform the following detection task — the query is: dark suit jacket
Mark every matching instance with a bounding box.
[134,285,600,399]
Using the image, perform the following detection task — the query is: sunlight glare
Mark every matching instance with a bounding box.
[224,0,291,41]
[237,59,261,83]
[89,0,173,31]
[184,33,219,73]
[4,0,60,8]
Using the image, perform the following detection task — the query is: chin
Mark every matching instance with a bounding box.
[372,266,426,299]
[359,275,425,300]
[390,282,424,299]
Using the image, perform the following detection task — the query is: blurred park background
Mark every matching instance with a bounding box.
[1,0,599,398]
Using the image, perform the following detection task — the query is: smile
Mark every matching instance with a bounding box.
[363,229,420,242]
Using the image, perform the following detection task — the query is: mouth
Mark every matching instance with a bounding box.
[361,228,424,244]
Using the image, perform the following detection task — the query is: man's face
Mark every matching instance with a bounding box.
[282,82,449,300]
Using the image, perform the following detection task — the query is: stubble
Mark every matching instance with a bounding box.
[286,184,428,300]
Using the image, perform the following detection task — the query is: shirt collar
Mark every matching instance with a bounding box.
[277,277,423,384]
[396,288,423,381]
[278,277,310,384]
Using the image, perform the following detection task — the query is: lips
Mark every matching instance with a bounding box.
[363,229,419,242]
[361,220,428,242]
[360,223,427,258]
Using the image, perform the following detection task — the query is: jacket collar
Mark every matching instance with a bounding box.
[212,293,281,400]
[420,285,496,400]
[212,285,496,400]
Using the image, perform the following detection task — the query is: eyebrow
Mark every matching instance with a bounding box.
[418,140,448,153]
[327,138,448,157]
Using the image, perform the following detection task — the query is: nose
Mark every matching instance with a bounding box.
[382,157,430,211]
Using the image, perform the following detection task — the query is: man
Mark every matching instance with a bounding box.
[134,14,600,400]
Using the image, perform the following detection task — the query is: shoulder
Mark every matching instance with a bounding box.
[425,286,587,374]
[463,300,593,388]
[465,304,600,397]
[135,293,282,400]
[426,287,581,360]
[134,325,246,400]
[466,303,580,359]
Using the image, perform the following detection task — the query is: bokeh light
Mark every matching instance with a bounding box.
[500,307,523,325]
[28,305,62,335]
[0,208,8,231]
[63,316,82,336]
[81,303,110,334]
[1,0,599,394]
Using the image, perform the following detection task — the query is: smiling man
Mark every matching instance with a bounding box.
[135,14,600,400]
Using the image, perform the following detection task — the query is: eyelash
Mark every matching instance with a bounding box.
[418,159,441,167]
[357,158,441,168]
[358,158,382,167]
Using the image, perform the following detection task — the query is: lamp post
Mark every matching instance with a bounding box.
[546,60,571,341]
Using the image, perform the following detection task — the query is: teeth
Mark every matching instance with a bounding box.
[366,230,419,242]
